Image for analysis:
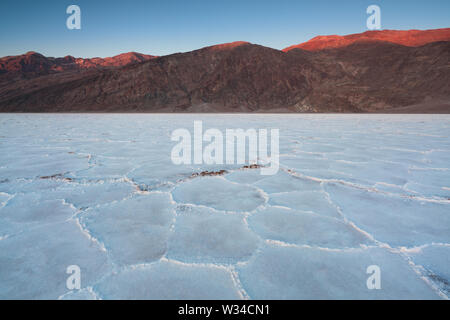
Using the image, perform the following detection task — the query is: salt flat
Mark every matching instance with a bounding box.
[0,114,449,299]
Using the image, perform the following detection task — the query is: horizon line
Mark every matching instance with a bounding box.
[2,27,449,60]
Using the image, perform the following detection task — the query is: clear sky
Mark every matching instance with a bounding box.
[1,0,449,58]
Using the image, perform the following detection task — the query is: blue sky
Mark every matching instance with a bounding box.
[1,0,449,58]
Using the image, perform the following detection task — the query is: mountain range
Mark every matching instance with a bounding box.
[0,28,449,113]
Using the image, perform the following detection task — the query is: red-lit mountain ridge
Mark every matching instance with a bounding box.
[0,28,449,113]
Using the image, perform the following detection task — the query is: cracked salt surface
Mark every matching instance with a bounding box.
[0,114,449,299]
[167,206,259,264]
[172,176,266,212]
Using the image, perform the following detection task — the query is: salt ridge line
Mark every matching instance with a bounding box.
[281,167,450,204]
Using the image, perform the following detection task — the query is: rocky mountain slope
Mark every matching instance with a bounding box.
[283,28,450,51]
[0,52,155,81]
[0,29,449,113]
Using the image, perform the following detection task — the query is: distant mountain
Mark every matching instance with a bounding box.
[0,51,156,80]
[283,28,450,51]
[72,52,157,68]
[0,29,449,113]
